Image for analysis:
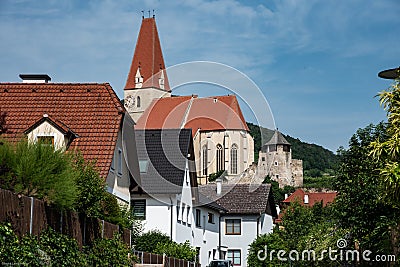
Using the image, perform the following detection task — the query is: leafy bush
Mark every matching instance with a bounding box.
[134,230,171,253]
[0,223,87,266]
[262,175,295,203]
[0,223,136,266]
[86,233,133,266]
[155,240,197,262]
[208,170,225,182]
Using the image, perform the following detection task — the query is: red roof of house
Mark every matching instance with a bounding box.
[0,82,124,178]
[135,95,249,133]
[282,189,337,207]
[124,17,170,91]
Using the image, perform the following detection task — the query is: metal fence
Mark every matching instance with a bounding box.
[132,250,201,267]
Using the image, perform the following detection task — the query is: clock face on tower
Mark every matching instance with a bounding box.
[124,95,135,109]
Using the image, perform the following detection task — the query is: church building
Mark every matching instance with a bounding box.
[123,17,254,183]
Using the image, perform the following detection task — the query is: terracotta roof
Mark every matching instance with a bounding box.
[124,17,170,91]
[135,95,249,133]
[0,82,124,178]
[282,189,337,207]
[198,183,277,216]
[264,130,290,146]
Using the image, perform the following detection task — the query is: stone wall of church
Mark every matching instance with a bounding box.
[124,87,171,123]
[194,130,254,184]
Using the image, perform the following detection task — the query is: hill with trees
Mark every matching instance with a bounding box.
[247,122,338,173]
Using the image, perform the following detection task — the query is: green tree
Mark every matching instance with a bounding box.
[0,140,78,209]
[371,78,400,206]
[334,123,395,254]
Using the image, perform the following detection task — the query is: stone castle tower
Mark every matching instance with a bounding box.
[257,130,303,188]
[123,17,171,122]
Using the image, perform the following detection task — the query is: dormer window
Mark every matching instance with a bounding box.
[37,135,55,147]
[24,114,78,151]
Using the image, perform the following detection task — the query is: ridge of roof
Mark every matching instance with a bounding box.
[124,17,170,92]
[198,183,274,215]
[135,95,249,132]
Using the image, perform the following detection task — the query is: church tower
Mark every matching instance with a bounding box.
[124,16,171,122]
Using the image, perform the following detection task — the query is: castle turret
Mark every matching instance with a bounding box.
[257,130,303,188]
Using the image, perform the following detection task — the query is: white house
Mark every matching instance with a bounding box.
[199,182,277,267]
[131,129,198,243]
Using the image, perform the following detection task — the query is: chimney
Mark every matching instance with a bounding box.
[304,194,309,204]
[284,193,288,200]
[19,74,51,83]
[216,178,222,196]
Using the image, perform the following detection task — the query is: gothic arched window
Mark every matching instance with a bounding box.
[202,145,208,176]
[137,96,141,108]
[216,144,224,172]
[230,144,238,174]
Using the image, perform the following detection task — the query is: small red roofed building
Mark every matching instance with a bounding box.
[0,74,141,205]
[282,188,337,207]
[123,17,254,183]
[275,189,337,223]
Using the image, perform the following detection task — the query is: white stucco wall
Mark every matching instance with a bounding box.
[220,215,261,267]
[192,206,221,267]
[107,129,131,204]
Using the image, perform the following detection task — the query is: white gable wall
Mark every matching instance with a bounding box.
[107,129,131,204]
[27,121,67,151]
[221,215,260,267]
[192,206,221,267]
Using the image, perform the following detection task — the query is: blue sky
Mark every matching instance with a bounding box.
[1,0,399,152]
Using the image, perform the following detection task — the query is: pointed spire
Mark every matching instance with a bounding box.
[124,17,170,91]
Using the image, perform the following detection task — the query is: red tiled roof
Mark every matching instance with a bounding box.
[282,189,337,207]
[0,83,124,178]
[135,95,249,133]
[124,17,170,91]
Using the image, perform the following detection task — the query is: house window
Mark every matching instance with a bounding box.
[195,209,201,227]
[139,160,149,173]
[202,145,208,176]
[137,96,141,108]
[274,161,278,166]
[132,199,146,219]
[230,144,238,174]
[187,206,191,225]
[177,200,182,221]
[227,250,241,266]
[208,212,214,224]
[117,148,123,175]
[225,219,241,235]
[261,157,265,161]
[216,144,224,172]
[37,136,54,146]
